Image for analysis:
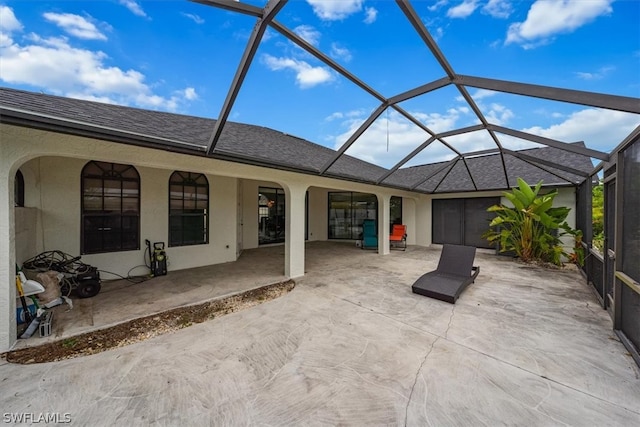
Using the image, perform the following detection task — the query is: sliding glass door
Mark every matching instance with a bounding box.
[328,192,377,240]
[258,187,285,245]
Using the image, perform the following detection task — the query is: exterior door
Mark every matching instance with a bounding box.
[432,197,498,248]
[258,187,285,245]
[432,199,463,245]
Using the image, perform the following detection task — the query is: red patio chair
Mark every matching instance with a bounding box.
[390,224,407,251]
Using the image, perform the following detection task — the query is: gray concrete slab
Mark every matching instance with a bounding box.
[12,246,287,349]
[2,242,639,426]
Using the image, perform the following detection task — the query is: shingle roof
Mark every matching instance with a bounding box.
[386,144,591,193]
[0,87,592,193]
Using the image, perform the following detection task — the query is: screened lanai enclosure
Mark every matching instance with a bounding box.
[1,1,639,364]
[576,133,640,367]
[188,0,640,365]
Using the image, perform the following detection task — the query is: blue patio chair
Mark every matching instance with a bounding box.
[361,219,378,250]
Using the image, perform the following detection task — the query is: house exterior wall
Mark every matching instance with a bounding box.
[15,156,239,278]
[14,207,37,266]
[18,159,45,255]
[552,187,577,250]
[402,197,417,245]
[308,187,328,241]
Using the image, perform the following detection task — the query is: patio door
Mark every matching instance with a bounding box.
[604,177,616,316]
[432,197,498,249]
[258,187,285,245]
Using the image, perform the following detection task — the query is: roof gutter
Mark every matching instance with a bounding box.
[1,107,208,156]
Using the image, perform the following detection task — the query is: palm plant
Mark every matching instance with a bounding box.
[483,178,581,266]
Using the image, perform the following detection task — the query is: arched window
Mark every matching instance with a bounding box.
[169,171,209,247]
[81,161,140,254]
[14,170,24,207]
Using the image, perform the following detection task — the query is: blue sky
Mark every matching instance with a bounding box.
[1,0,638,168]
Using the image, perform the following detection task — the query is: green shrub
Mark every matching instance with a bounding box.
[483,178,582,266]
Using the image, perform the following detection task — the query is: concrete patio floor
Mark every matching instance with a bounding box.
[12,244,288,349]
[2,242,639,426]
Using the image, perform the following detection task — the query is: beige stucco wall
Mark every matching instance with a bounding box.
[402,197,417,245]
[14,207,38,266]
[17,156,239,278]
[308,187,329,241]
[549,187,577,251]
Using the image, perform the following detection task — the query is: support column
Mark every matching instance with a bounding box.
[378,194,390,255]
[284,183,307,279]
[415,195,431,247]
[0,166,17,352]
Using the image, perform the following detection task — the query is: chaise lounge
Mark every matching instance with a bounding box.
[411,244,480,304]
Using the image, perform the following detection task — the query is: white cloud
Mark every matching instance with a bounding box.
[484,103,514,125]
[327,93,520,166]
[432,26,444,41]
[506,0,613,47]
[363,7,377,24]
[457,90,513,125]
[119,0,147,18]
[575,66,614,80]
[329,107,476,167]
[325,112,344,122]
[306,0,363,21]
[183,87,198,100]
[262,54,334,88]
[330,43,352,62]
[2,34,142,95]
[464,89,498,101]
[340,106,637,167]
[522,108,639,153]
[0,5,23,33]
[336,111,432,166]
[482,0,513,18]
[325,109,365,122]
[43,12,107,41]
[447,0,479,18]
[429,0,449,12]
[0,9,193,112]
[181,13,204,24]
[293,25,321,47]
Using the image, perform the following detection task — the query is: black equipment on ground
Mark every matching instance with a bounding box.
[22,251,102,298]
[146,239,168,277]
